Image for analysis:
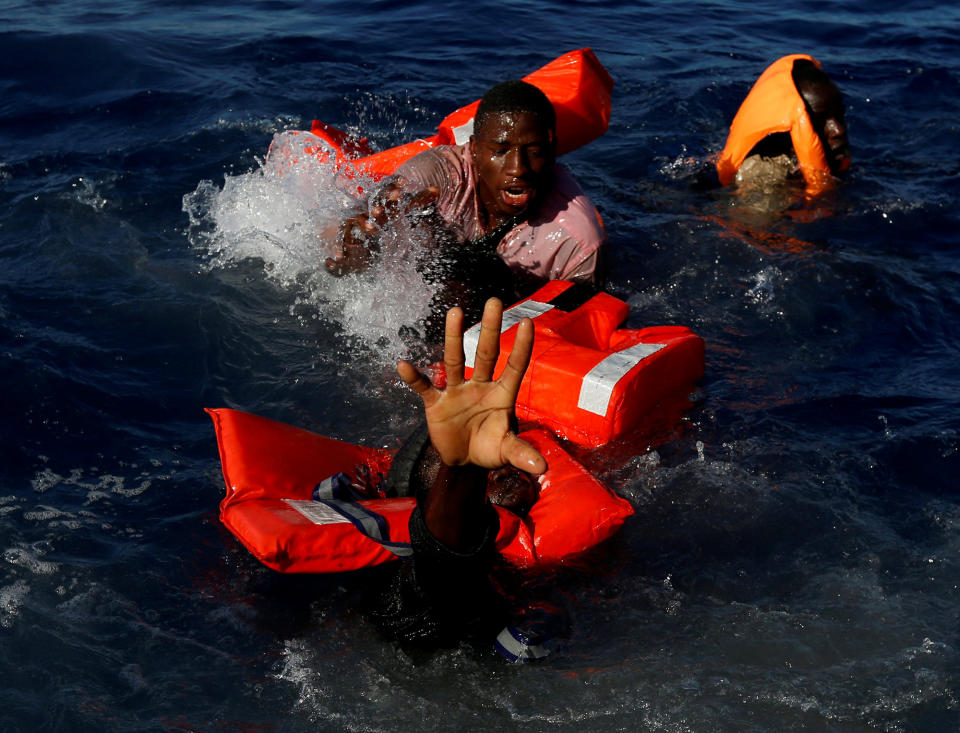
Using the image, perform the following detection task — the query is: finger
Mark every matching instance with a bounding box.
[397,360,439,409]
[501,433,547,475]
[497,316,534,397]
[471,298,503,383]
[443,307,465,387]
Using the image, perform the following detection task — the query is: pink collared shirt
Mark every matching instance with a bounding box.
[396,144,605,286]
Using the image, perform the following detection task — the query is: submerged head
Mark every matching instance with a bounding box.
[792,59,850,174]
[470,80,557,227]
[486,466,540,516]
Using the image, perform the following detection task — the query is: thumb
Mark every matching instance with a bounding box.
[501,433,547,475]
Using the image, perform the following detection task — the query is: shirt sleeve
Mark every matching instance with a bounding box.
[395,147,457,195]
[551,241,602,287]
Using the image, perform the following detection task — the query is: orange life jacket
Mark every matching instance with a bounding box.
[276,48,614,183]
[716,54,834,194]
[454,281,705,448]
[208,407,634,574]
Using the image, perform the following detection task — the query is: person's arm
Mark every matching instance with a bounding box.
[324,179,439,276]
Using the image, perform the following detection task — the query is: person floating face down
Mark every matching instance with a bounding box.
[715,54,850,194]
[324,80,606,336]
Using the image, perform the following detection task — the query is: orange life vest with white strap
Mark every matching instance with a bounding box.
[458,281,705,448]
[208,407,634,574]
[716,54,834,195]
[291,47,614,183]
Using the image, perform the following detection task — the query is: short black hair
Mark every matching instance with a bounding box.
[474,79,556,133]
[791,58,834,91]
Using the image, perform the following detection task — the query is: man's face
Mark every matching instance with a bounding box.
[798,79,850,173]
[470,111,555,226]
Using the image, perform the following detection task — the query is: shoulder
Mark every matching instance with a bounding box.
[397,144,470,186]
[535,164,605,249]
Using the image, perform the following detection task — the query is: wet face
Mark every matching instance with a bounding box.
[798,79,850,174]
[470,111,555,228]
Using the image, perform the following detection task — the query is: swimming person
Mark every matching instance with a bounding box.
[366,297,548,646]
[715,54,850,194]
[324,80,606,331]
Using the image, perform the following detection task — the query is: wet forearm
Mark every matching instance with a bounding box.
[421,462,490,551]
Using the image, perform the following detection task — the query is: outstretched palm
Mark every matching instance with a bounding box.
[397,298,546,476]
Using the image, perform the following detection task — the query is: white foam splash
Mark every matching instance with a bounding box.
[0,580,30,629]
[69,175,111,211]
[3,545,58,575]
[183,131,440,367]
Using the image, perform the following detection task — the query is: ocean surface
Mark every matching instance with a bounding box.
[2,1,959,730]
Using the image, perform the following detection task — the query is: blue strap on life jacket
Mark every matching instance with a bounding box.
[494,625,552,662]
[312,495,414,558]
[494,602,567,662]
[312,472,365,502]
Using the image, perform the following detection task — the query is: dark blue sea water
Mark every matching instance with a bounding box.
[3,0,959,730]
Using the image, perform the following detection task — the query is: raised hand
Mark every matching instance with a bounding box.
[397,298,546,476]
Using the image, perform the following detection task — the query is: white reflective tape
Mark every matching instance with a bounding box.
[494,626,550,662]
[283,499,349,526]
[577,342,666,416]
[463,301,554,369]
[451,118,475,145]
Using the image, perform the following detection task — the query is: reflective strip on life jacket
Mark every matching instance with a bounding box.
[284,498,352,526]
[450,119,474,145]
[494,625,551,662]
[317,498,414,557]
[463,300,555,369]
[577,342,666,416]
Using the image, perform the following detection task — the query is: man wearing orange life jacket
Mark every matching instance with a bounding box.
[715,54,851,195]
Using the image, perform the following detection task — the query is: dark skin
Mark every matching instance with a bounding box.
[470,110,556,230]
[796,78,850,174]
[324,110,556,276]
[416,445,541,517]
[397,298,547,551]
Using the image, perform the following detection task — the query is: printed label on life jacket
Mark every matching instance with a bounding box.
[283,498,350,525]
[578,342,666,416]
[463,300,554,368]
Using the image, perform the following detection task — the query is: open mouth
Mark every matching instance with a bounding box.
[501,185,534,210]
